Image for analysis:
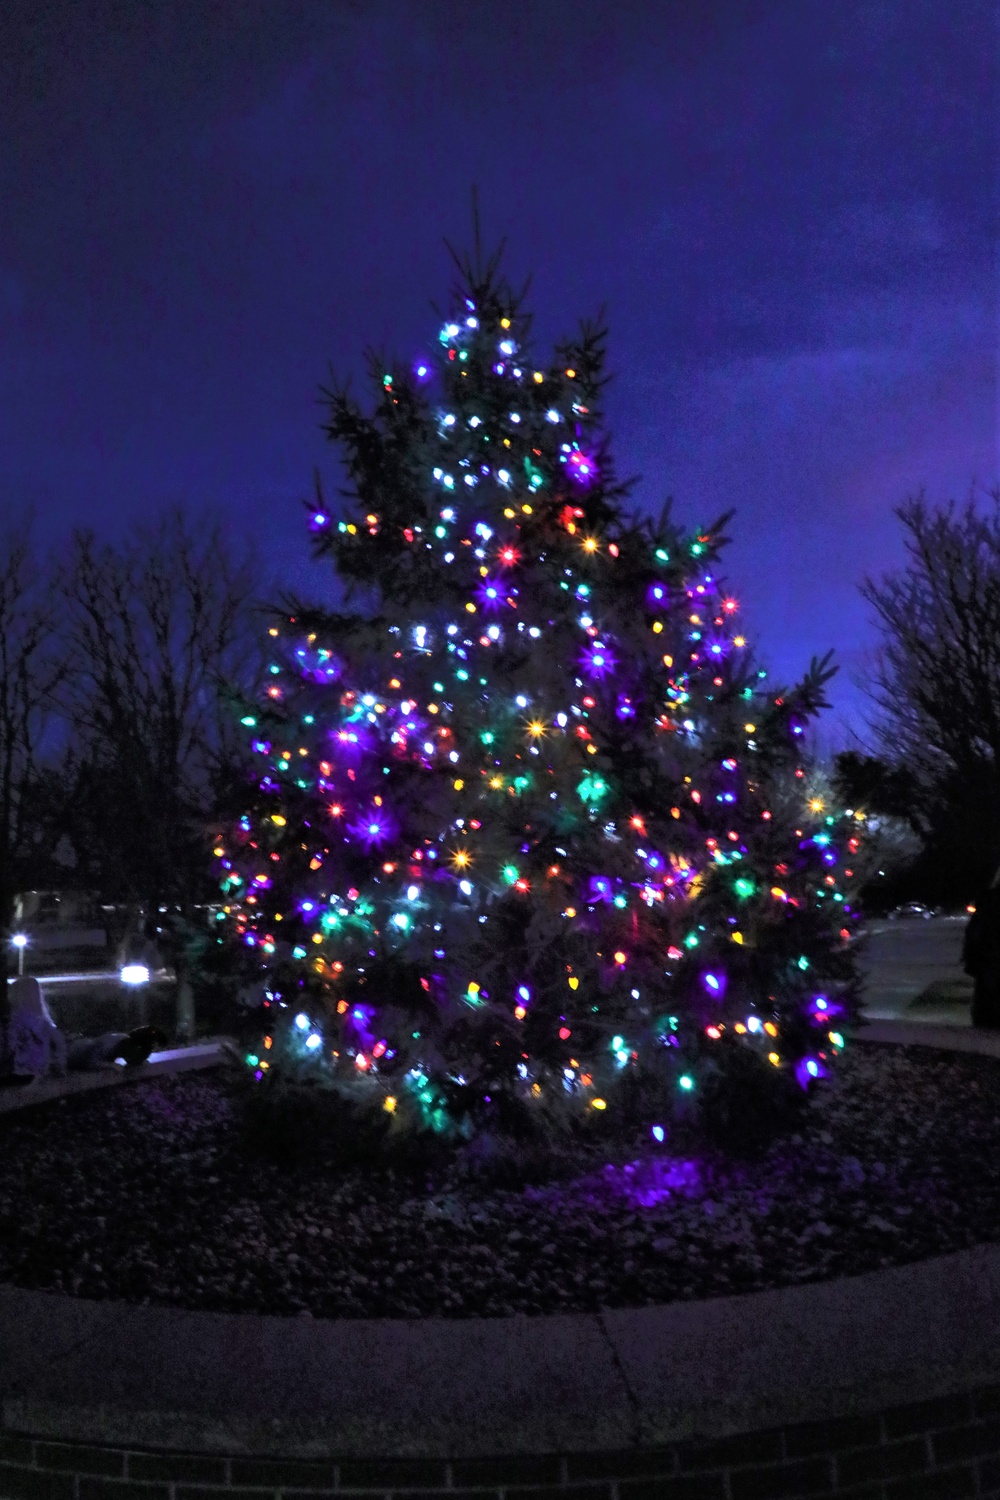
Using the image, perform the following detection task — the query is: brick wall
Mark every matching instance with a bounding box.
[4,1384,1000,1500]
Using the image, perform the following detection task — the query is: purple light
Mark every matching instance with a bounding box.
[702,971,726,997]
[588,876,613,903]
[646,582,668,608]
[475,577,503,611]
[413,358,433,382]
[567,449,597,485]
[581,640,616,679]
[616,694,635,720]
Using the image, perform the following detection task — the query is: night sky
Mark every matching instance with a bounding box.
[2,0,996,743]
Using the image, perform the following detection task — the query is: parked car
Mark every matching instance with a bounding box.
[887,902,935,920]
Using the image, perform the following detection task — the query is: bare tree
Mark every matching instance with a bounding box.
[0,520,67,1022]
[861,487,1000,897]
[59,509,264,1035]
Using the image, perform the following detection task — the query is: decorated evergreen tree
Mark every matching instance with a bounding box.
[218,247,860,1148]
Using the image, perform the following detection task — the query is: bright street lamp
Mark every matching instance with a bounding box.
[11,933,27,976]
[120,963,150,986]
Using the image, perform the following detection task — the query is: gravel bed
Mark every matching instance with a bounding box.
[2,1042,1000,1320]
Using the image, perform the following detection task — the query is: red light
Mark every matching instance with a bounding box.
[559,1026,571,1040]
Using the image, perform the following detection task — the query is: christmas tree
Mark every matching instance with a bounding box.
[218,247,859,1147]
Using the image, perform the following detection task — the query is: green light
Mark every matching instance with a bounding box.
[435,526,447,538]
[691,543,703,555]
[576,772,608,805]
[684,932,699,948]
[246,1054,259,1067]
[456,669,469,680]
[613,894,627,908]
[502,864,519,885]
[292,946,307,958]
[797,955,810,970]
[679,1074,694,1091]
[433,682,444,692]
[734,877,756,899]
[481,731,494,745]
[241,716,257,727]
[830,1031,844,1048]
[383,373,392,386]
[303,715,314,724]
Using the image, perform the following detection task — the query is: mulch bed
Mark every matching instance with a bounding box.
[2,1041,999,1320]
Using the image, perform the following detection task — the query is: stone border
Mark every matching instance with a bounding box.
[0,1044,225,1117]
[2,1020,999,1474]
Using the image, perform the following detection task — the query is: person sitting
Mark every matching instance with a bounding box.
[5,976,67,1079]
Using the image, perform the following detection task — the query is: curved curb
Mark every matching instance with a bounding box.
[1,1019,999,1462]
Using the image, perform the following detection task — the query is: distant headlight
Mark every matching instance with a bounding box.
[120,964,150,986]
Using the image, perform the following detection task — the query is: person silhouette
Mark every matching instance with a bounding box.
[963,866,1000,1028]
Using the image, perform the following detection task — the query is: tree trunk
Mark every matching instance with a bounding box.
[0,880,13,1063]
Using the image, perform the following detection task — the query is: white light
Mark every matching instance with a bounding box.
[515,695,528,708]
[11,934,27,949]
[466,316,478,328]
[546,409,561,422]
[509,412,521,423]
[459,880,473,896]
[556,713,568,727]
[445,323,459,337]
[487,625,500,641]
[469,415,481,427]
[529,626,541,638]
[305,1033,322,1050]
[499,340,514,355]
[391,912,409,930]
[443,414,456,426]
[120,964,150,986]
[498,469,510,484]
[294,1013,310,1031]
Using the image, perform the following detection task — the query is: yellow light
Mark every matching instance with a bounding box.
[268,627,279,636]
[565,907,576,918]
[453,778,464,790]
[809,798,824,813]
[271,814,287,826]
[504,507,516,518]
[734,635,746,647]
[745,723,756,733]
[467,982,480,998]
[652,621,663,633]
[764,1021,778,1037]
[613,950,626,965]
[771,887,786,901]
[854,810,866,821]
[389,677,401,688]
[671,806,681,819]
[514,1004,526,1020]
[591,1097,606,1110]
[532,1082,542,1096]
[586,743,597,754]
[533,371,543,383]
[312,933,322,944]
[500,317,511,328]
[568,976,580,990]
[465,602,476,613]
[213,846,225,857]
[428,703,439,713]
[768,1052,780,1066]
[734,1022,747,1034]
[732,931,744,944]
[489,775,504,789]
[452,849,471,868]
[527,719,546,738]
[366,513,377,524]
[565,368,576,378]
[384,1096,397,1113]
[662,654,673,667]
[521,504,533,515]
[346,523,356,534]
[582,537,599,553]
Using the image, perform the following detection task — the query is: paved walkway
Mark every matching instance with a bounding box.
[0,1042,225,1116]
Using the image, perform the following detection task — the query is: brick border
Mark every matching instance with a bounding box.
[3,1385,1000,1498]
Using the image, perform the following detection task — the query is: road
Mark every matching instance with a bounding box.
[859,915,971,1024]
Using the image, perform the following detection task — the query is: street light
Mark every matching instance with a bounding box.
[11,933,27,976]
[120,963,150,986]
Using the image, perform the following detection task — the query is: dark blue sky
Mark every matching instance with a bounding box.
[2,0,996,743]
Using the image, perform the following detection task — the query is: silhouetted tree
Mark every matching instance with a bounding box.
[0,520,67,1030]
[861,489,1000,902]
[58,509,264,1034]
